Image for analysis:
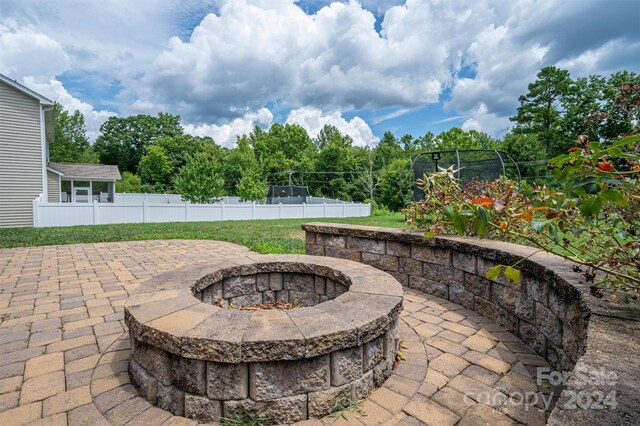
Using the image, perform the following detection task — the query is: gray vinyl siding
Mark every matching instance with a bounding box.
[47,170,60,203]
[0,80,44,227]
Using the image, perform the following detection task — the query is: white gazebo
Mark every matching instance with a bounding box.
[47,162,121,203]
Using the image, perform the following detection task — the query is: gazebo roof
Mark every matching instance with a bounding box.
[48,162,121,180]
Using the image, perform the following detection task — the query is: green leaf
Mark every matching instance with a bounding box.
[443,205,456,220]
[530,220,546,233]
[608,147,622,156]
[599,189,627,206]
[453,215,466,236]
[584,182,601,194]
[486,265,502,281]
[600,177,624,186]
[573,177,600,194]
[504,266,521,284]
[613,134,640,147]
[588,141,602,151]
[548,223,560,244]
[573,177,596,188]
[475,206,489,236]
[579,196,603,218]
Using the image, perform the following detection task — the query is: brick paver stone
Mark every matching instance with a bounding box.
[403,395,461,426]
[19,370,66,404]
[0,401,43,426]
[0,240,555,426]
[428,353,470,378]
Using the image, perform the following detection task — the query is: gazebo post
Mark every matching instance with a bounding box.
[108,180,115,203]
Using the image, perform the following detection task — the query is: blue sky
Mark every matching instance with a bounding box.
[1,0,638,145]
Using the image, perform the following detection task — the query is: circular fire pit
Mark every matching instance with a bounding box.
[124,254,403,424]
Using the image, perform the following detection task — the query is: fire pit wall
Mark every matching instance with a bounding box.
[125,257,403,424]
[193,271,350,308]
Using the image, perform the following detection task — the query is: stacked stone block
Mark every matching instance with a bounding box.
[194,272,348,308]
[303,223,590,372]
[125,255,402,423]
[129,323,398,423]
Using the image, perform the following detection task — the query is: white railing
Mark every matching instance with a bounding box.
[32,199,371,228]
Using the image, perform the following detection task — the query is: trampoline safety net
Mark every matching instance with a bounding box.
[266,185,310,204]
[410,150,520,202]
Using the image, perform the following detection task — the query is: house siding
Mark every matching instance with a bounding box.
[47,170,61,203]
[0,80,45,227]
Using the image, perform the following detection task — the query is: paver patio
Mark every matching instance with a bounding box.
[0,240,552,425]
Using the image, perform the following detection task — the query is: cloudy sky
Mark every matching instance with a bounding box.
[1,0,638,146]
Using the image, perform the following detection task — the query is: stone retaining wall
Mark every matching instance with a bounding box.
[303,222,640,425]
[124,255,403,424]
[304,223,589,371]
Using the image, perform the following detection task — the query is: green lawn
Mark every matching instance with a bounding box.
[0,213,408,253]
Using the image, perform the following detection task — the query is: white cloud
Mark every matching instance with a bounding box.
[0,21,69,78]
[183,108,273,147]
[183,106,378,148]
[285,107,378,146]
[460,103,510,135]
[22,77,115,141]
[2,0,638,142]
[447,20,551,134]
[136,0,497,123]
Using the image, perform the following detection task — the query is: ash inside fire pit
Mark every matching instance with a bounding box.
[124,254,403,424]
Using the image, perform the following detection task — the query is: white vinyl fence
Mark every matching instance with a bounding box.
[112,193,348,205]
[32,196,370,228]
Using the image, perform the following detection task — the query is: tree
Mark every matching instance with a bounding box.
[252,123,316,180]
[93,113,183,173]
[312,126,359,200]
[599,71,640,141]
[562,75,606,143]
[173,152,225,204]
[434,128,498,150]
[221,136,258,194]
[151,135,219,174]
[115,172,142,193]
[499,132,547,181]
[237,167,268,202]
[378,158,412,211]
[373,131,403,170]
[357,150,380,203]
[413,132,437,153]
[48,102,98,163]
[138,146,174,186]
[511,66,573,158]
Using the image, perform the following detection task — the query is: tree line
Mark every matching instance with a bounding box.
[49,66,639,208]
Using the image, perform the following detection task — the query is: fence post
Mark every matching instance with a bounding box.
[184,202,189,222]
[279,203,282,219]
[143,201,148,223]
[323,202,326,218]
[93,200,99,225]
[302,202,306,218]
[221,202,225,220]
[251,202,255,219]
[342,202,346,217]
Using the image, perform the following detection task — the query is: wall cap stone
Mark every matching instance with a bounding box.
[125,254,403,363]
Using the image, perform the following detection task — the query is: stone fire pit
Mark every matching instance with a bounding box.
[124,254,403,424]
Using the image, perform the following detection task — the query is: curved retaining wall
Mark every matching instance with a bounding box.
[303,222,640,425]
